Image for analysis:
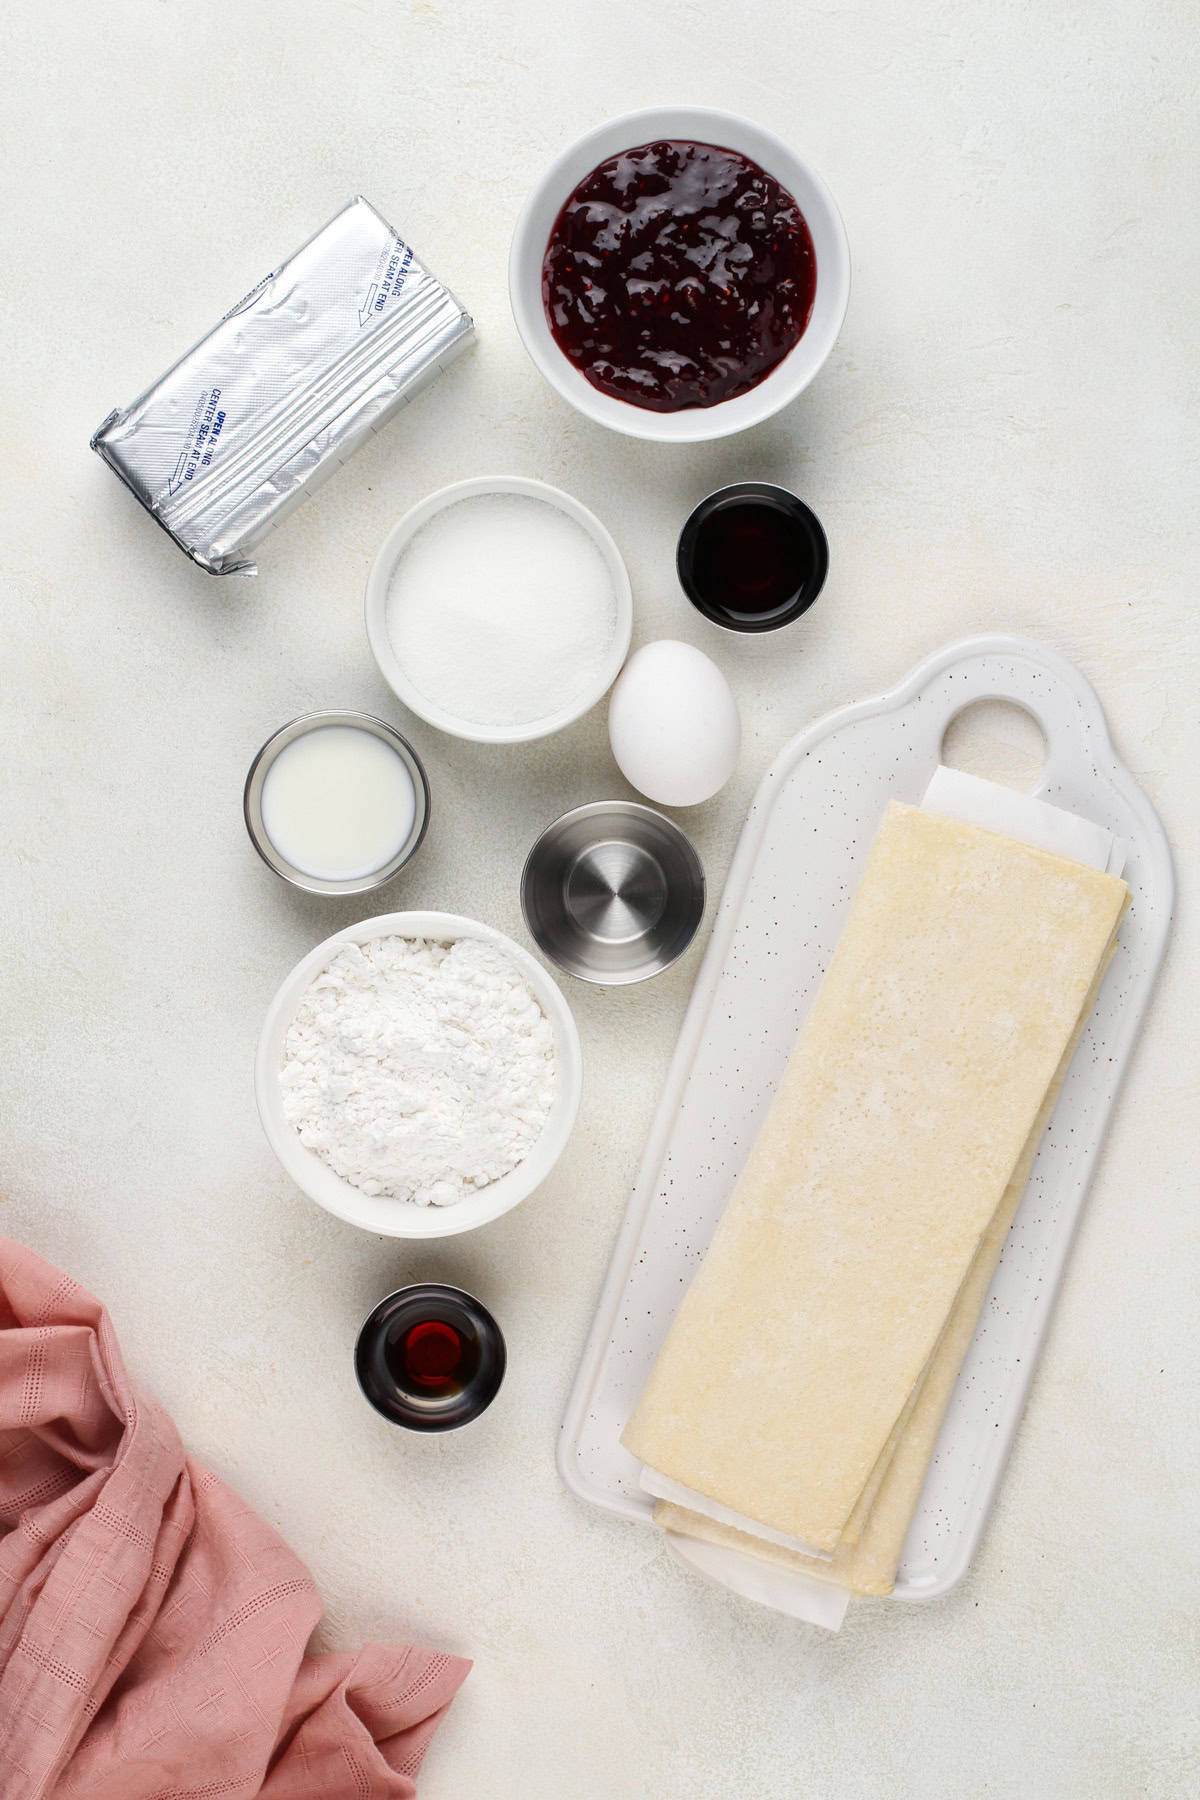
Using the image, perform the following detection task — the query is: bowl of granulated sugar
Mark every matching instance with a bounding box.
[365,475,633,743]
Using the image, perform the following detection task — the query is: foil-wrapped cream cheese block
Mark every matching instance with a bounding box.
[91,198,474,575]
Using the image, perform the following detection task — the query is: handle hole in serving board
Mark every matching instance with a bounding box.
[940,699,1047,793]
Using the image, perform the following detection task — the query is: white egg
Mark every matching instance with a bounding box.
[608,640,741,807]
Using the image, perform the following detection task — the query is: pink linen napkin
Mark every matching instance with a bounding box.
[0,1238,469,1798]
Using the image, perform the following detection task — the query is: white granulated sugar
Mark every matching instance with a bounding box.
[279,935,558,1206]
[385,493,618,727]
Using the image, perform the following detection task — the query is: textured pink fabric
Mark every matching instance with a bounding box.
[0,1239,470,1799]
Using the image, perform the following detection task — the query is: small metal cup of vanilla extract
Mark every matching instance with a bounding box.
[677,482,828,633]
[354,1285,506,1432]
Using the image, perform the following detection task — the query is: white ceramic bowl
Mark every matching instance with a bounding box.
[509,106,851,444]
[255,911,583,1238]
[365,475,633,744]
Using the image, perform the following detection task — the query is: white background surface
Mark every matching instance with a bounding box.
[2,3,1197,1795]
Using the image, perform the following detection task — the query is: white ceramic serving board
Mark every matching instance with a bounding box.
[559,635,1173,1609]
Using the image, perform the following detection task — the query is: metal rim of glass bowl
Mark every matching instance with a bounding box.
[243,710,431,897]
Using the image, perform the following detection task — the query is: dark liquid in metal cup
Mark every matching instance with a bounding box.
[677,483,828,632]
[356,1285,505,1431]
[385,1317,482,1396]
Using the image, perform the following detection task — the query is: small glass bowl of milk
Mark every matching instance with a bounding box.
[244,712,430,896]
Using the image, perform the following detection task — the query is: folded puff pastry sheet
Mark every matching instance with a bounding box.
[621,802,1128,1555]
[649,936,1116,1594]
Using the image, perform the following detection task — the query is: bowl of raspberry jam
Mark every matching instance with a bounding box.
[510,107,850,443]
[355,1285,506,1431]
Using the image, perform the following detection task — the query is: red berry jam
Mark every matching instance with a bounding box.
[542,139,817,413]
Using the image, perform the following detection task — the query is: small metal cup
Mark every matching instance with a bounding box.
[354,1285,506,1432]
[521,801,705,985]
[243,710,430,897]
[677,482,828,632]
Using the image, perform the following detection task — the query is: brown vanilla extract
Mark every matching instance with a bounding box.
[386,1317,481,1397]
[355,1285,506,1431]
[692,502,806,617]
[542,139,817,412]
[677,483,829,632]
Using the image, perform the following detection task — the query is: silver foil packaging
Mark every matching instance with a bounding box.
[91,198,474,575]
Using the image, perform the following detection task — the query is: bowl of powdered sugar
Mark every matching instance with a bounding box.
[255,912,583,1237]
[365,475,632,743]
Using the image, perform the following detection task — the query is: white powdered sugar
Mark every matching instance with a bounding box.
[279,935,558,1205]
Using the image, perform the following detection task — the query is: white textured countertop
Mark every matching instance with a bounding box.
[3,3,1197,1795]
